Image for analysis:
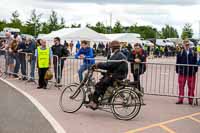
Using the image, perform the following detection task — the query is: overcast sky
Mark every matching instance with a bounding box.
[1,0,200,37]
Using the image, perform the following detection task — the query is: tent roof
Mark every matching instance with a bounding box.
[43,27,109,42]
[103,33,141,43]
[115,33,141,43]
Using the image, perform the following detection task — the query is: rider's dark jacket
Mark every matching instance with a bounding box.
[97,50,128,80]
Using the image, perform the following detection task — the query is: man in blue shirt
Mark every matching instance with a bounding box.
[75,40,95,82]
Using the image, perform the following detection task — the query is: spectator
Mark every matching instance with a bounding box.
[36,39,42,47]
[93,43,97,51]
[64,40,69,49]
[76,41,81,52]
[197,44,200,65]
[127,43,133,52]
[69,41,74,55]
[5,32,14,77]
[52,37,69,86]
[164,46,168,57]
[129,43,147,92]
[35,39,52,89]
[13,36,23,79]
[17,37,27,80]
[0,39,6,55]
[75,40,95,82]
[23,37,36,82]
[105,43,109,56]
[176,40,198,105]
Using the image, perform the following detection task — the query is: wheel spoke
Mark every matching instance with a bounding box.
[111,89,141,120]
[59,84,85,113]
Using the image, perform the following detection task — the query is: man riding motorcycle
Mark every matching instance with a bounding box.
[86,41,128,109]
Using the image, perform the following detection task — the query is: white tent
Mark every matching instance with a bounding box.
[103,33,142,43]
[42,27,110,42]
[142,40,154,46]
[156,39,175,47]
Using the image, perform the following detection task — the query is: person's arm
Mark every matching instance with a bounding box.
[84,48,94,58]
[30,43,36,53]
[22,45,32,53]
[62,46,69,57]
[49,48,53,67]
[128,51,133,62]
[97,62,109,70]
[97,53,123,70]
[140,51,147,62]
[75,49,81,59]
[193,52,198,72]
[176,53,180,73]
[35,49,38,68]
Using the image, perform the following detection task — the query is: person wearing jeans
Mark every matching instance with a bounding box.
[75,40,95,82]
[30,56,36,80]
[176,40,198,105]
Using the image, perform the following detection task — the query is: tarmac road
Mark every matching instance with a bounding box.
[0,80,56,133]
[1,57,200,133]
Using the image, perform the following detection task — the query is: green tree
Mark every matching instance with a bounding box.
[25,9,42,36]
[161,25,179,39]
[129,24,158,39]
[91,22,107,33]
[0,20,7,31]
[41,22,50,34]
[8,10,23,29]
[48,10,60,32]
[59,17,65,29]
[181,23,193,39]
[112,21,123,33]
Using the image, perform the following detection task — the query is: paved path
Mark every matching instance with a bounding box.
[0,80,56,133]
[1,57,200,133]
[4,78,200,133]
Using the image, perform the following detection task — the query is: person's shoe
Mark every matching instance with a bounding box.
[27,79,35,82]
[43,86,47,89]
[189,101,193,105]
[13,75,19,78]
[140,98,146,106]
[22,77,28,81]
[85,101,98,110]
[37,86,42,89]
[83,101,90,104]
[176,101,183,104]
[55,83,62,87]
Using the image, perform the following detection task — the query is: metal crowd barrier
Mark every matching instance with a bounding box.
[0,49,59,86]
[59,57,200,105]
[0,48,199,105]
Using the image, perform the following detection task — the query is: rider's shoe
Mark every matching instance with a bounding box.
[85,101,98,110]
[83,101,90,104]
[135,89,144,97]
[140,98,146,106]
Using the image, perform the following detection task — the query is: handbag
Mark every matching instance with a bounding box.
[44,70,53,80]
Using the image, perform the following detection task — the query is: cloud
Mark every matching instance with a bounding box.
[41,0,199,5]
[0,0,200,37]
